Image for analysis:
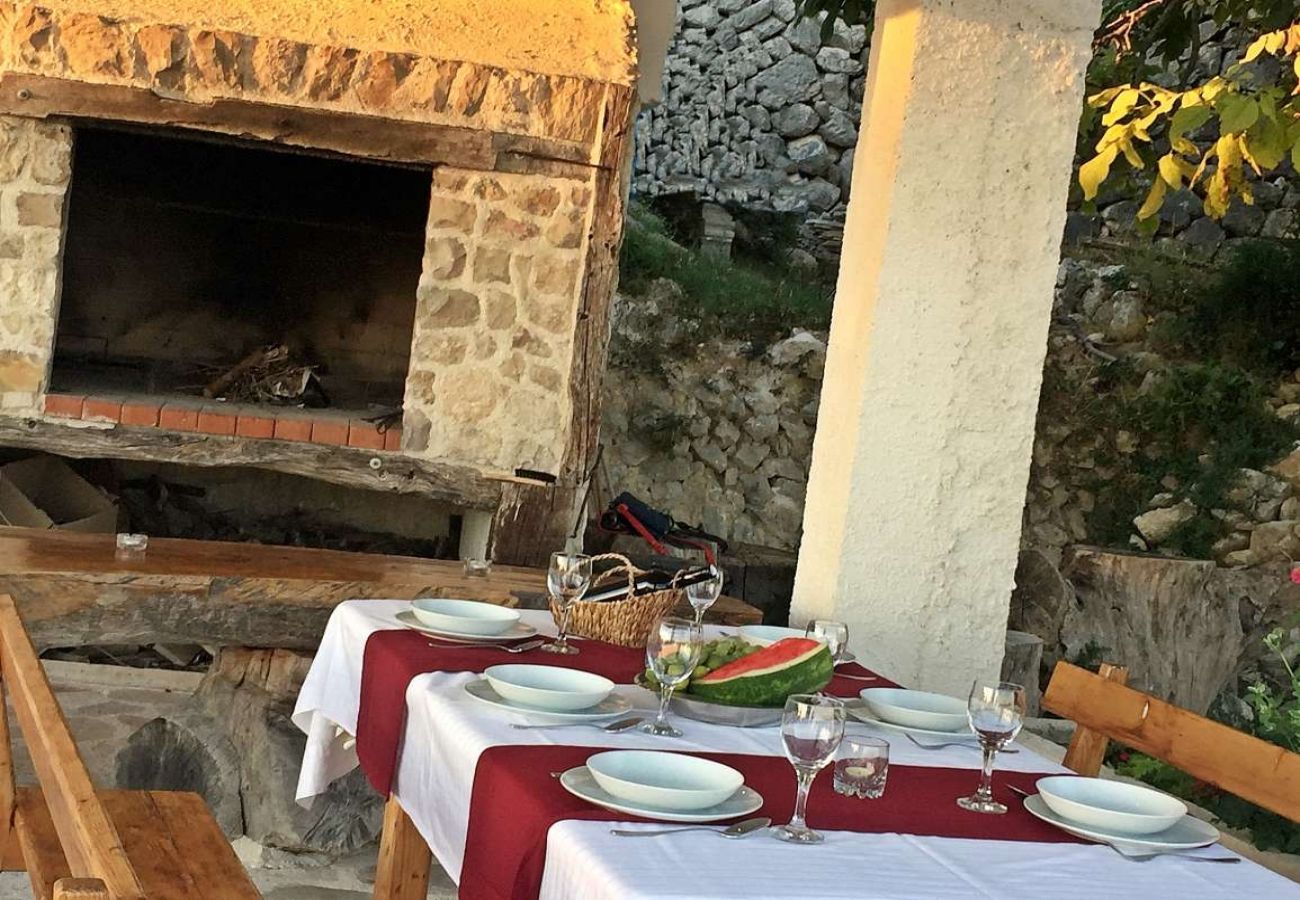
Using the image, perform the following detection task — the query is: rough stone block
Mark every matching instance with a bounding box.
[16,192,64,228]
[472,246,514,284]
[424,236,467,280]
[427,195,477,230]
[418,287,480,327]
[531,256,579,297]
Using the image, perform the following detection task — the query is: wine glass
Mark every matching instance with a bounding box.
[685,564,723,626]
[805,620,849,662]
[541,552,592,656]
[774,694,845,843]
[643,616,702,737]
[956,680,1027,815]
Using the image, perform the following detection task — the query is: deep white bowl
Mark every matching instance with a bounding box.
[410,598,520,636]
[586,751,744,811]
[484,665,613,712]
[1036,776,1187,836]
[737,624,817,647]
[860,687,968,732]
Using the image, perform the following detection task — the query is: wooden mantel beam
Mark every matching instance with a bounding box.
[0,418,503,510]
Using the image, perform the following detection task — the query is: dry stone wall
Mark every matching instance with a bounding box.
[0,114,69,416]
[403,166,593,474]
[632,0,866,223]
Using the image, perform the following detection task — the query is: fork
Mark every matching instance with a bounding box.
[1107,844,1239,864]
[905,733,1019,754]
[428,638,547,653]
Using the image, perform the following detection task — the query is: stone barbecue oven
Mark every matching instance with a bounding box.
[0,0,637,561]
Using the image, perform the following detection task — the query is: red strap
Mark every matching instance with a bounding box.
[616,503,670,555]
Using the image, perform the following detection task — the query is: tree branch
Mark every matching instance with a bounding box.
[1095,0,1174,52]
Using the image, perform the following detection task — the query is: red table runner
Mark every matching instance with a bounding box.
[355,627,893,796]
[460,744,1080,900]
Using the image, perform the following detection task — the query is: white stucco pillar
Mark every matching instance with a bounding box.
[790,0,1100,695]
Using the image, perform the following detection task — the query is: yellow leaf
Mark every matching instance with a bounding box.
[1079,146,1118,201]
[1120,137,1145,169]
[1137,178,1168,221]
[1244,36,1268,62]
[1088,86,1127,108]
[1171,136,1199,156]
[1158,153,1193,188]
[1102,89,1142,127]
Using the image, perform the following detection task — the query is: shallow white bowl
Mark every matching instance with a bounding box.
[586,751,744,812]
[410,598,520,636]
[1036,776,1187,836]
[859,687,968,732]
[483,664,613,712]
[737,624,817,646]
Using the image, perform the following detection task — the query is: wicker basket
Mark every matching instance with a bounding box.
[551,552,683,647]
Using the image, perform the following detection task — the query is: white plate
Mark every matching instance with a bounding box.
[1023,794,1220,850]
[859,687,968,732]
[396,609,537,643]
[485,664,613,712]
[1037,775,1186,835]
[463,678,632,721]
[411,597,520,635]
[560,766,764,823]
[737,624,812,646]
[847,702,976,740]
[586,750,744,811]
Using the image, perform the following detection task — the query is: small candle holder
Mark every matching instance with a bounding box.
[462,557,492,577]
[833,736,889,799]
[115,532,148,561]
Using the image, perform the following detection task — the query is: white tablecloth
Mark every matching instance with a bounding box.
[293,601,1299,900]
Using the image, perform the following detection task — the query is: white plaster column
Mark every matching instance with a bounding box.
[790,0,1099,695]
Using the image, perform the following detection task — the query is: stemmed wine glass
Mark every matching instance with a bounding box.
[805,620,849,662]
[774,694,845,843]
[643,616,702,737]
[541,552,592,656]
[685,564,723,626]
[956,680,1027,815]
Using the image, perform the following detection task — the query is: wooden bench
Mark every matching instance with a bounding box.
[0,594,262,899]
[1043,660,1300,823]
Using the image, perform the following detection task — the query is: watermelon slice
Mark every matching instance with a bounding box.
[689,637,833,707]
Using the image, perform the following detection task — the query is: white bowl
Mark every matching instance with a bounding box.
[410,598,520,636]
[586,751,744,812]
[484,665,613,712]
[737,624,817,646]
[1036,776,1187,836]
[860,687,969,732]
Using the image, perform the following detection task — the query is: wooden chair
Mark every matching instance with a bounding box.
[0,593,262,899]
[1043,660,1300,823]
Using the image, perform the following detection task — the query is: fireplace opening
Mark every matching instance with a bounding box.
[51,126,431,417]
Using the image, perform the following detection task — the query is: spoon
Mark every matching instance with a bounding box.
[512,715,645,732]
[609,817,772,838]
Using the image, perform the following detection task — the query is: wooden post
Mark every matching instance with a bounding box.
[0,663,14,872]
[488,83,636,566]
[1058,663,1128,776]
[52,878,110,899]
[372,795,431,900]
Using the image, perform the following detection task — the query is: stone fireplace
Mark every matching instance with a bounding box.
[0,0,636,561]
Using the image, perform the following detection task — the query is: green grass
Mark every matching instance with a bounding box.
[619,203,833,340]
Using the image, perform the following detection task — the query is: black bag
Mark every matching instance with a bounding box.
[598,492,729,563]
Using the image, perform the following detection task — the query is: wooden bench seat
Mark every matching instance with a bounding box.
[14,788,258,900]
[0,593,263,899]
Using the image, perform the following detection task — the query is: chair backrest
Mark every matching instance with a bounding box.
[0,594,145,898]
[1043,660,1300,823]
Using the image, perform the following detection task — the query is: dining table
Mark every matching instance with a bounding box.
[292,600,1300,900]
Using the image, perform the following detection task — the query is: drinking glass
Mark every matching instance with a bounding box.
[643,616,702,737]
[833,736,889,799]
[541,552,592,656]
[956,680,1027,815]
[805,620,849,662]
[685,564,724,626]
[774,694,845,843]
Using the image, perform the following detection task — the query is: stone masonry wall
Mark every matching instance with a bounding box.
[0,114,69,415]
[632,1,866,221]
[403,167,593,474]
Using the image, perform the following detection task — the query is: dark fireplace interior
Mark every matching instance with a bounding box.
[51,126,431,413]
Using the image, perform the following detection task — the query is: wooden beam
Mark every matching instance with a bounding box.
[1058,663,1127,776]
[1043,661,1300,822]
[373,795,431,900]
[489,83,635,565]
[0,417,502,509]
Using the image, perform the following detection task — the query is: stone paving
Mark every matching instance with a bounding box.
[0,661,455,899]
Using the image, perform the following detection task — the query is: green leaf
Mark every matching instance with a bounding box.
[1244,117,1288,171]
[1079,146,1119,201]
[1217,94,1260,134]
[1293,137,1300,170]
[1169,104,1213,138]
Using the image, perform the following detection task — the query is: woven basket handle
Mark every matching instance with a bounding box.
[586,552,645,594]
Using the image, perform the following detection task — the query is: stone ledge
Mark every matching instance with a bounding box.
[0,1,612,147]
